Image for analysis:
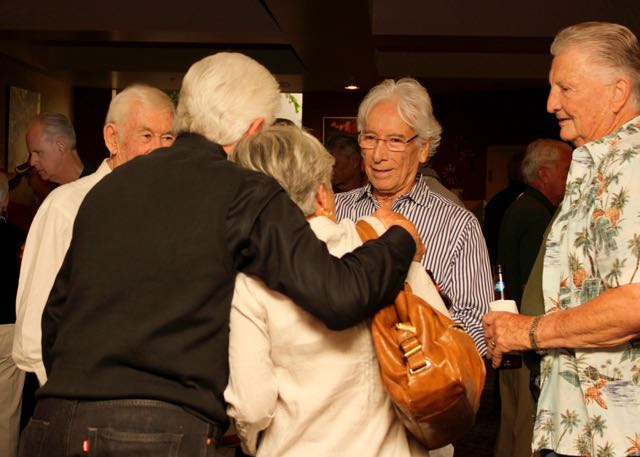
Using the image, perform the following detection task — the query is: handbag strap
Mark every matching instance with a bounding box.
[355,219,431,375]
[355,219,379,242]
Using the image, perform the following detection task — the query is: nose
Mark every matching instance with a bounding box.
[547,88,559,114]
[371,140,388,162]
[29,154,37,166]
[151,136,162,150]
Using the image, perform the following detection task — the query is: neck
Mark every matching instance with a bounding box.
[373,192,399,210]
[532,182,559,207]
[372,179,415,210]
[57,152,84,184]
[606,107,640,138]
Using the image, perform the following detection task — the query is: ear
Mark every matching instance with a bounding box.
[316,183,329,208]
[246,118,265,137]
[223,118,267,155]
[313,183,331,217]
[611,77,632,113]
[418,138,431,163]
[56,138,66,153]
[537,164,550,184]
[103,123,119,156]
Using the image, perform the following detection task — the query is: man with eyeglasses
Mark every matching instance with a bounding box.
[336,77,493,356]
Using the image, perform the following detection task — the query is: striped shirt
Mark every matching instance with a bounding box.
[335,174,492,355]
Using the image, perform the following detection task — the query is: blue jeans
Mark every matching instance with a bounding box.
[18,398,219,457]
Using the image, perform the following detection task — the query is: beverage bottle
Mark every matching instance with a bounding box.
[493,265,522,369]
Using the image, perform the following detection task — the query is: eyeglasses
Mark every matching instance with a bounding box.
[358,133,419,152]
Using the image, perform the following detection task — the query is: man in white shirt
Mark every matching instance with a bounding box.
[13,84,175,386]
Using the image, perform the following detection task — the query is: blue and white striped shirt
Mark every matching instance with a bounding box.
[335,174,492,355]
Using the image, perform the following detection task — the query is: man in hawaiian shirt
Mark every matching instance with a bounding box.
[484,21,640,457]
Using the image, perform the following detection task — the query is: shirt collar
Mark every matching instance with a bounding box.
[577,115,640,165]
[354,173,430,208]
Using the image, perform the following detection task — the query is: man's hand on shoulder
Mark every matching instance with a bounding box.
[373,208,424,261]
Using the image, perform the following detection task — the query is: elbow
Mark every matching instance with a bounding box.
[317,309,358,331]
[317,295,376,331]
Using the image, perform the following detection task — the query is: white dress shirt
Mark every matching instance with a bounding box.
[13,159,111,384]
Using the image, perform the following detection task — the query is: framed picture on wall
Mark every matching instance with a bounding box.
[4,85,41,172]
[322,116,358,144]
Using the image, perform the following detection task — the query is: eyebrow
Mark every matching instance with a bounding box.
[139,126,172,135]
[362,128,410,138]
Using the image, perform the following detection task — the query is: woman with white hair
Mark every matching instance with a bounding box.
[224,126,439,457]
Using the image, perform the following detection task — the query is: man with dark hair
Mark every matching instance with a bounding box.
[325,134,367,193]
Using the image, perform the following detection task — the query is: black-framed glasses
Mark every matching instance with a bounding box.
[358,133,419,152]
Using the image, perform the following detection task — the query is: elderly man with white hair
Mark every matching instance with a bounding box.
[13,83,176,387]
[484,22,640,457]
[336,77,493,356]
[18,53,419,457]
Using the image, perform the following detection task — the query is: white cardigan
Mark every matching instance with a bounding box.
[224,216,445,457]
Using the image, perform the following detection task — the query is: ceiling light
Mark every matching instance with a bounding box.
[344,84,359,91]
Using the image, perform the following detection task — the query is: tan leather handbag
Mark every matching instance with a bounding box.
[356,220,486,450]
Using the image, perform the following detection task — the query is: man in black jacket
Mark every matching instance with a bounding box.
[19,52,418,457]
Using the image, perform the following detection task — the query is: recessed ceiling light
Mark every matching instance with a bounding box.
[344,84,359,90]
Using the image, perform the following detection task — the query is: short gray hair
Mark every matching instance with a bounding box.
[357,77,442,160]
[106,84,175,128]
[230,126,335,216]
[29,112,76,150]
[174,52,281,146]
[551,22,640,107]
[521,139,572,184]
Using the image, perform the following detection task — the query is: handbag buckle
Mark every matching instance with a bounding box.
[395,322,416,333]
[409,359,432,375]
[403,344,422,358]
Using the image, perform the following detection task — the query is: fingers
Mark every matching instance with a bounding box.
[484,337,503,368]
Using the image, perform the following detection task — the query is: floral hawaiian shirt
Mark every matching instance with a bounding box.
[535,116,640,457]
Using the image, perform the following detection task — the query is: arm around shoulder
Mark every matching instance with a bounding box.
[238,189,415,330]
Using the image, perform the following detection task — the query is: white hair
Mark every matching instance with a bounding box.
[551,22,640,107]
[357,77,442,160]
[230,126,335,216]
[174,52,281,146]
[106,84,175,129]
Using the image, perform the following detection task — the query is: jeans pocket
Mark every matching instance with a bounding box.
[86,427,183,457]
[18,419,49,457]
